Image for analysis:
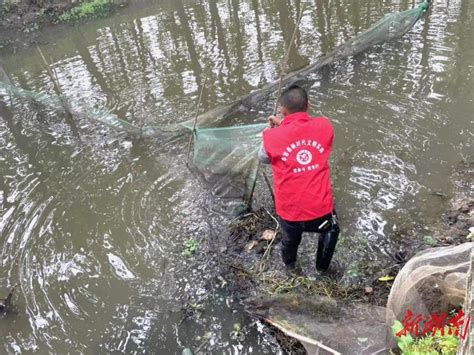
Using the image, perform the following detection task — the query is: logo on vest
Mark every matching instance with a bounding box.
[296,149,312,165]
[281,139,325,162]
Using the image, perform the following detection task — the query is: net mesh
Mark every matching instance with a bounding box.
[191,123,266,214]
[0,2,429,215]
[386,242,472,328]
[246,294,393,354]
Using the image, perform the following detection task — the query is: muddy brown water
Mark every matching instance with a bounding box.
[0,0,473,353]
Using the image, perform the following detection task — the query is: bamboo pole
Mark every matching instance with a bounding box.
[36,45,82,141]
[186,75,207,162]
[255,5,306,208]
[273,5,305,115]
[37,46,64,97]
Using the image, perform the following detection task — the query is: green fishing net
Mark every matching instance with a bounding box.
[190,123,266,214]
[0,2,430,215]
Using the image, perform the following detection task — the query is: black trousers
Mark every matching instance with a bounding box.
[280,211,340,271]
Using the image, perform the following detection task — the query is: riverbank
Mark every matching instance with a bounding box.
[0,0,127,51]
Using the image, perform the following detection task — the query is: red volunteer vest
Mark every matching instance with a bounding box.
[262,112,334,221]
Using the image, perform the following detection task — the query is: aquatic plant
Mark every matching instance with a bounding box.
[182,239,198,257]
[59,0,112,22]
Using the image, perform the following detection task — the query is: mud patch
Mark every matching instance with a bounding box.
[0,1,127,52]
[1,2,74,32]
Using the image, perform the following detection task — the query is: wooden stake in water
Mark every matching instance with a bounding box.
[187,75,207,162]
[273,5,305,115]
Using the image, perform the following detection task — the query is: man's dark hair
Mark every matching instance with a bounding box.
[279,85,309,113]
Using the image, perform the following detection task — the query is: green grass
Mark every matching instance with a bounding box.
[392,321,459,354]
[59,0,112,23]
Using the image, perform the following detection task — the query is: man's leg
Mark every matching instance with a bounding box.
[316,213,340,272]
[279,219,303,265]
[303,212,340,272]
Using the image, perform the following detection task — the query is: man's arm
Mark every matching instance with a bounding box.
[258,115,283,164]
[258,143,271,164]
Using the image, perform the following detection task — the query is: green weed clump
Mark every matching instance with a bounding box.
[59,0,112,22]
[392,321,459,354]
[182,239,198,257]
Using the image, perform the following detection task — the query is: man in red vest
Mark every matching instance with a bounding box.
[258,85,339,273]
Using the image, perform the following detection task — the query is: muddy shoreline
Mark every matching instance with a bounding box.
[0,1,126,52]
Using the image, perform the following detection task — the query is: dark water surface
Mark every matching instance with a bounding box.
[0,0,473,353]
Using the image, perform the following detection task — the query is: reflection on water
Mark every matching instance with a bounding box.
[0,0,473,352]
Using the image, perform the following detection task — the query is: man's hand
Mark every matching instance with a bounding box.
[268,115,283,128]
